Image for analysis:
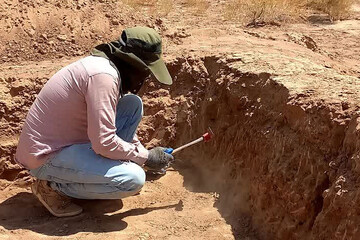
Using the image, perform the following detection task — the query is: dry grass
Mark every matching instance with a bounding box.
[307,0,356,20]
[224,0,306,26]
[122,0,173,16]
[184,0,210,14]
[224,0,356,25]
[157,0,174,15]
[122,0,210,17]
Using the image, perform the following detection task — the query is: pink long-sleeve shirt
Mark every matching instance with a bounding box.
[15,56,149,169]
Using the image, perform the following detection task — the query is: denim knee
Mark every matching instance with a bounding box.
[113,164,145,192]
[128,167,146,191]
[120,94,143,118]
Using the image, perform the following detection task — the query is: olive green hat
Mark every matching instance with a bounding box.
[92,27,172,85]
[113,26,173,85]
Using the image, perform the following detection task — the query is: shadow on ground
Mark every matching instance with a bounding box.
[0,192,179,236]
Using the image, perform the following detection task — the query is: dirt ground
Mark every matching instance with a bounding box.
[0,169,239,240]
[1,1,360,240]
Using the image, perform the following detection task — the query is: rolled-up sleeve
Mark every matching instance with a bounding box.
[85,73,148,165]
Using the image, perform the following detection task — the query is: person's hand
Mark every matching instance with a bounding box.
[145,147,174,170]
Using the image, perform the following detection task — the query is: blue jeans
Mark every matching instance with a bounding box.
[30,94,146,200]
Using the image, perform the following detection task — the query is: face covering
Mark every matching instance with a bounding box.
[91,41,151,96]
[117,59,150,94]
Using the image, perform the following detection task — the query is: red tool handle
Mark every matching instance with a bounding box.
[202,132,212,142]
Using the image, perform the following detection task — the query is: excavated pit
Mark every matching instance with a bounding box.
[0,56,359,239]
[139,56,359,240]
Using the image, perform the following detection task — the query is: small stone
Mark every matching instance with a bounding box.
[40,33,47,40]
[57,34,67,41]
[341,102,350,110]
[155,18,163,25]
[47,40,54,45]
[111,18,119,25]
[26,28,36,37]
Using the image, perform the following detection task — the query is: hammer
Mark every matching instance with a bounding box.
[164,127,214,155]
[146,128,214,175]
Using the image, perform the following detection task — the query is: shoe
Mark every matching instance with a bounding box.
[31,179,83,217]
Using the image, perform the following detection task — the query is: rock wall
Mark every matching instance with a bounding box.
[139,56,360,239]
[1,54,360,239]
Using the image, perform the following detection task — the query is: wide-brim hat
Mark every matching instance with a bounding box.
[116,26,172,85]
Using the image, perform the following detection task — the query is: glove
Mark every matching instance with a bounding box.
[145,147,174,171]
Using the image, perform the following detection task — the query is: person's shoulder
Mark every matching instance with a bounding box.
[79,56,119,79]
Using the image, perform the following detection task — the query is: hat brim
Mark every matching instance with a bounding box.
[147,58,173,85]
[110,46,172,85]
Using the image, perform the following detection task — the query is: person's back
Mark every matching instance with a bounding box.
[16,56,119,169]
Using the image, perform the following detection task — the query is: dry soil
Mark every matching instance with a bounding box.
[1,1,360,240]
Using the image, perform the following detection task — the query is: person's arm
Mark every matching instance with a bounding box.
[132,134,148,152]
[85,73,148,165]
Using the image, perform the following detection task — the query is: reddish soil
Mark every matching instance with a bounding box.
[1,1,360,240]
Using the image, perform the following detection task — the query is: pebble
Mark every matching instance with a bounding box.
[111,19,119,25]
[57,34,67,41]
[27,29,36,37]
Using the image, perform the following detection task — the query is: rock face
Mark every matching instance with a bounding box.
[137,54,360,240]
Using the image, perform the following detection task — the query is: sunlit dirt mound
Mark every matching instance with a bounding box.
[0,0,164,64]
